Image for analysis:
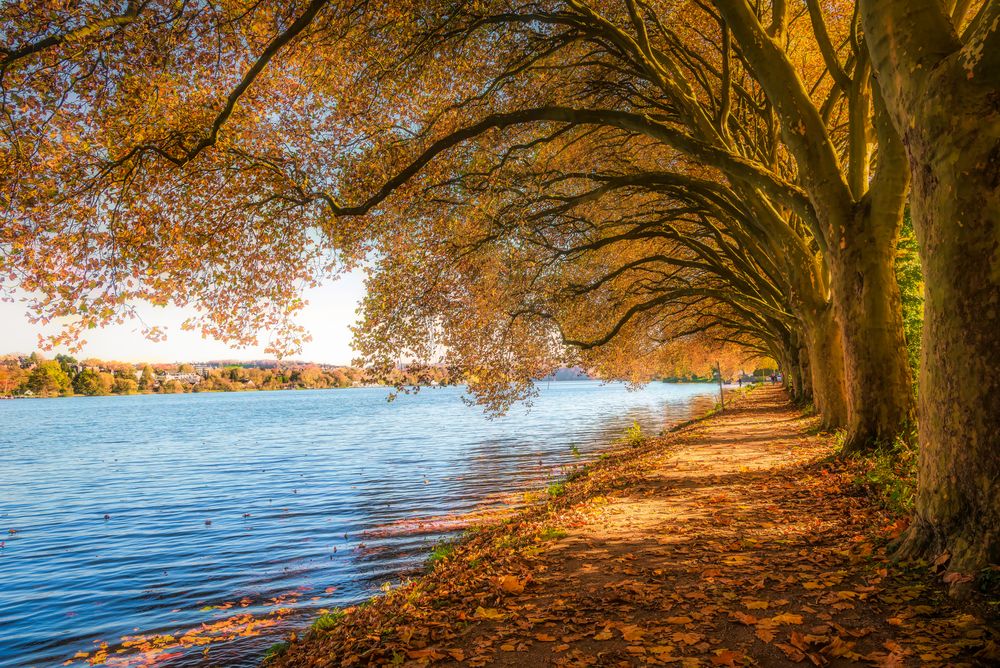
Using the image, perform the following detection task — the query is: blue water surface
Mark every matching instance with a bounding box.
[0,381,716,667]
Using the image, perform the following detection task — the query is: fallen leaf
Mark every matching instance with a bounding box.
[710,649,742,666]
[474,607,504,620]
[771,612,804,625]
[498,575,525,594]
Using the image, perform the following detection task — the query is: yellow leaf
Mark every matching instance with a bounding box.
[474,606,504,620]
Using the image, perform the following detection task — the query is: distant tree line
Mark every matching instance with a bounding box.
[0,353,453,398]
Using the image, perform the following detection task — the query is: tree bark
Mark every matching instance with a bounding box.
[831,207,915,454]
[797,340,813,403]
[861,0,1000,586]
[802,306,848,429]
[783,342,803,401]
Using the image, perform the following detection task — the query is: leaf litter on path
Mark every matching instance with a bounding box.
[272,387,997,667]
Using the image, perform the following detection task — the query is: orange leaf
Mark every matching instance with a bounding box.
[710,649,742,666]
[499,575,525,594]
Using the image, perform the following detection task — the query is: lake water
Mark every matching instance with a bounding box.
[0,381,717,667]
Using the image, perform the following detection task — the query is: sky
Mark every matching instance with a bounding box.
[0,271,367,365]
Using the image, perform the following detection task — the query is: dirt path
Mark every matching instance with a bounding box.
[273,387,996,667]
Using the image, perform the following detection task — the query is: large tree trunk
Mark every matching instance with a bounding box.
[830,209,915,454]
[897,100,1000,584]
[783,341,803,402]
[861,0,1000,586]
[796,333,813,403]
[802,306,848,429]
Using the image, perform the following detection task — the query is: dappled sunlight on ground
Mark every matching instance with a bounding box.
[273,387,997,667]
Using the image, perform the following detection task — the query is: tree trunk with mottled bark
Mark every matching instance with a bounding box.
[862,0,1000,588]
[803,307,848,429]
[830,208,915,454]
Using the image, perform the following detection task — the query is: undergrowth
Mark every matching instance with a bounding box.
[852,437,918,515]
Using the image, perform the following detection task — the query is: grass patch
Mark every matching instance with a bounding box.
[426,541,456,569]
[546,481,566,498]
[539,527,568,541]
[311,609,346,632]
[262,641,289,664]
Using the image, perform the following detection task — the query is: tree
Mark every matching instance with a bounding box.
[72,368,104,396]
[0,0,903,438]
[113,377,138,394]
[161,379,185,394]
[859,0,999,587]
[54,353,77,375]
[26,361,72,397]
[0,364,27,395]
[138,365,155,390]
[1,0,994,585]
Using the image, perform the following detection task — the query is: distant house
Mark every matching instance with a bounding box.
[161,372,202,384]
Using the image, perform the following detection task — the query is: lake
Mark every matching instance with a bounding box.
[0,381,717,667]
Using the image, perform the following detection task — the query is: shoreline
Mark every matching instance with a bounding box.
[16,382,723,668]
[267,386,995,667]
[264,387,752,666]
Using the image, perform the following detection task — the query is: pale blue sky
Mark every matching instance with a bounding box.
[0,271,367,365]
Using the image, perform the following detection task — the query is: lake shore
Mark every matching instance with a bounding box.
[267,386,996,667]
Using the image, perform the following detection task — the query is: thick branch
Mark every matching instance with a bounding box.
[1,1,140,70]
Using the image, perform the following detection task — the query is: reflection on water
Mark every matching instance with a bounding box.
[0,381,716,667]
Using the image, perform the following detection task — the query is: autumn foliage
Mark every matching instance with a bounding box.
[2,0,997,599]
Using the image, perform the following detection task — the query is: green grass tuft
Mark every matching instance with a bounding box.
[539,527,567,541]
[262,641,290,664]
[853,437,917,515]
[546,481,566,498]
[311,609,346,632]
[621,420,644,446]
[426,541,456,568]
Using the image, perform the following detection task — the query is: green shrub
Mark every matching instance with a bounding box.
[622,420,643,446]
